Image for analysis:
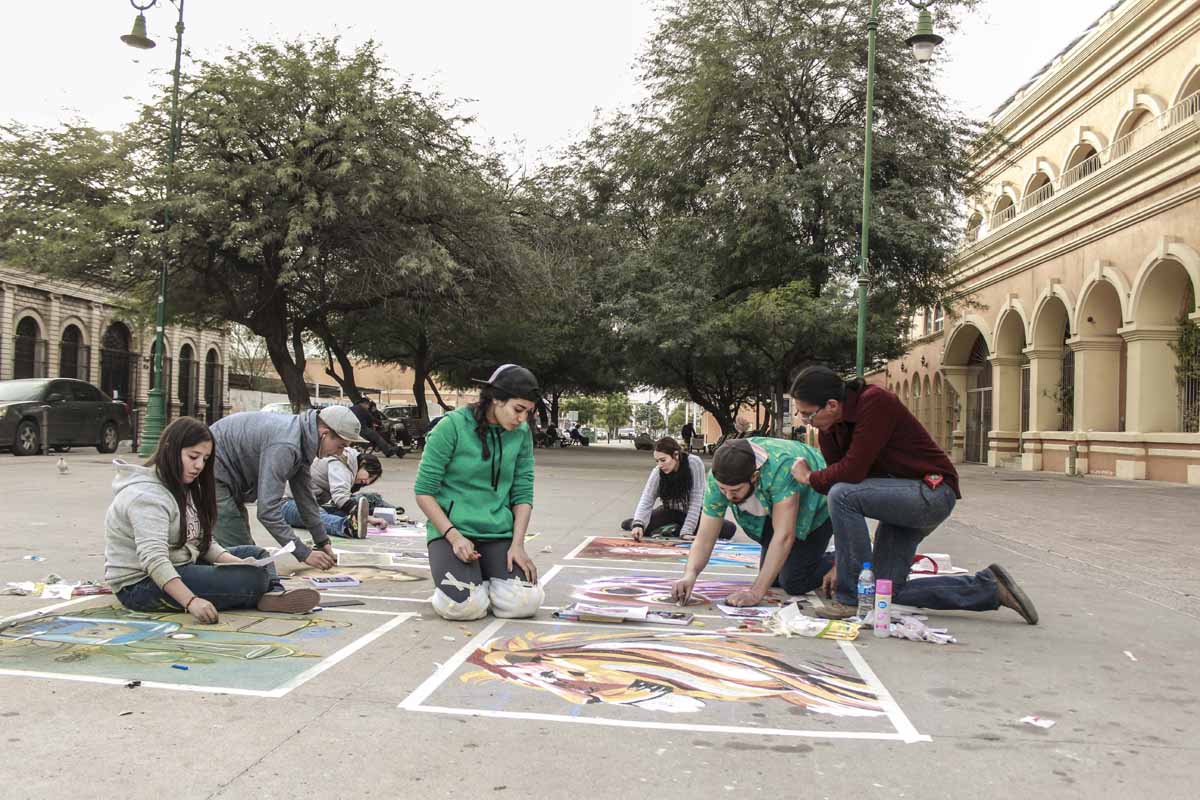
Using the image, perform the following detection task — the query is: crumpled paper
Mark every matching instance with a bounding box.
[890,615,956,645]
[767,603,861,640]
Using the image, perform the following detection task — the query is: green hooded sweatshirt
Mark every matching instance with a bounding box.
[413,405,535,543]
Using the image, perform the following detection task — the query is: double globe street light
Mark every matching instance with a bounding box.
[855,2,945,378]
[119,0,186,455]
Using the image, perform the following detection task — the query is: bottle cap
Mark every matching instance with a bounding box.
[876,579,892,593]
[863,562,872,570]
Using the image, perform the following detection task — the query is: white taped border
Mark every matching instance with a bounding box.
[0,598,415,698]
[398,616,927,743]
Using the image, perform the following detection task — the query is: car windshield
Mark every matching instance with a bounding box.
[0,381,48,402]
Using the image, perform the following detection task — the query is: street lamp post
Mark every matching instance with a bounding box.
[120,0,186,455]
[855,2,944,379]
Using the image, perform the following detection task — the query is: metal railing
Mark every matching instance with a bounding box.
[1180,346,1200,434]
[970,90,1200,242]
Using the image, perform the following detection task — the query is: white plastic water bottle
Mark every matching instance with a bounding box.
[856,562,875,619]
[874,579,893,638]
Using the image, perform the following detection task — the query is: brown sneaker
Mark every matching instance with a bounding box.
[814,600,859,620]
[257,588,321,614]
[346,497,370,539]
[987,563,1038,625]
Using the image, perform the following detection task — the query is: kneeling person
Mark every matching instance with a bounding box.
[672,438,833,607]
[414,365,544,620]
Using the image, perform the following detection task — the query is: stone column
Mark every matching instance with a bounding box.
[0,283,14,381]
[47,293,62,378]
[89,303,104,386]
[1120,324,1181,433]
[1068,335,1123,432]
[940,366,970,463]
[988,355,1024,466]
[1024,346,1065,432]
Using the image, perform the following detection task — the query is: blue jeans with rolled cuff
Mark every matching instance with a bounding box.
[115,546,284,612]
[826,478,1000,611]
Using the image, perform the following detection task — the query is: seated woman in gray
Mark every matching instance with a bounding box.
[621,436,735,541]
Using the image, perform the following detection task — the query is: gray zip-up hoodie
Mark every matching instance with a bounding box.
[104,460,226,593]
[210,410,327,560]
[311,447,359,510]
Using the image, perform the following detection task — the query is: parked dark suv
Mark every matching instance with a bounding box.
[0,378,133,456]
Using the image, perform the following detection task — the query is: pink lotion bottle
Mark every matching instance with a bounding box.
[873,579,892,638]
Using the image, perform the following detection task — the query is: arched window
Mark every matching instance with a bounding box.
[1112,108,1155,159]
[205,348,224,424]
[59,324,87,380]
[100,322,136,402]
[178,344,197,418]
[965,337,992,464]
[1062,143,1100,187]
[965,212,984,243]
[990,194,1016,229]
[150,338,173,422]
[14,316,46,379]
[1020,171,1053,212]
[1170,68,1200,126]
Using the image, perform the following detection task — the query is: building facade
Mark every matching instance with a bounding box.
[1,265,230,428]
[877,0,1200,484]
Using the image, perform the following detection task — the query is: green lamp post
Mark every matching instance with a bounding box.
[121,0,185,455]
[855,1,944,379]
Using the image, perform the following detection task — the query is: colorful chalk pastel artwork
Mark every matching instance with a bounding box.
[571,537,760,567]
[571,574,785,608]
[461,630,885,717]
[0,603,364,692]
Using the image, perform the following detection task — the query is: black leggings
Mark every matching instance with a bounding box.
[428,537,528,602]
[759,517,835,595]
[621,507,736,540]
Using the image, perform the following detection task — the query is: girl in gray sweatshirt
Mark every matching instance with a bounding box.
[104,417,319,623]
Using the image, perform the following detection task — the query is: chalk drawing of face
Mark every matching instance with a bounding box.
[462,631,884,717]
[572,575,764,607]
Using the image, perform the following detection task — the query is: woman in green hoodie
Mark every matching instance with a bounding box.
[105,417,319,623]
[414,364,543,620]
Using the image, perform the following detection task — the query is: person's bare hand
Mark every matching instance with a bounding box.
[821,564,837,599]
[305,549,336,570]
[630,525,644,542]
[447,530,480,563]
[724,588,765,608]
[368,516,387,529]
[671,573,697,605]
[507,544,538,584]
[187,597,219,624]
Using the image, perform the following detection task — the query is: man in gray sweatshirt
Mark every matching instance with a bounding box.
[211,405,366,570]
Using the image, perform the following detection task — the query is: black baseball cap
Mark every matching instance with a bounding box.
[712,439,758,485]
[471,364,541,400]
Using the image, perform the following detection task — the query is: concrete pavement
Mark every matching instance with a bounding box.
[0,445,1197,799]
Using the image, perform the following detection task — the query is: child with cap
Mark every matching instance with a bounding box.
[671,437,834,607]
[414,364,543,620]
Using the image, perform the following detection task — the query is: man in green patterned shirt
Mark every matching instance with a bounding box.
[672,438,833,607]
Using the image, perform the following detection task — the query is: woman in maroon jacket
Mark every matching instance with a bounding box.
[788,366,1038,624]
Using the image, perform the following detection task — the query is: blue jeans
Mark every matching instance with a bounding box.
[827,478,1000,611]
[282,499,350,539]
[115,546,284,612]
[758,517,836,596]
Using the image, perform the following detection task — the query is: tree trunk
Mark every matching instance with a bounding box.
[314,323,363,403]
[411,332,430,420]
[262,330,312,411]
[773,379,786,436]
[427,375,451,411]
[550,391,561,426]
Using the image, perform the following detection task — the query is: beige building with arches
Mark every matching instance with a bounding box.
[1,265,230,430]
[876,0,1200,485]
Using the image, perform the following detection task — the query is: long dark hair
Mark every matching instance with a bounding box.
[789,366,864,407]
[654,436,692,506]
[472,384,514,460]
[146,417,217,554]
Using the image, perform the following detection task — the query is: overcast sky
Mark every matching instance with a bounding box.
[2,0,1121,162]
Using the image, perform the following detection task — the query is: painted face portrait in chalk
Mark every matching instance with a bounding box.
[462,631,885,717]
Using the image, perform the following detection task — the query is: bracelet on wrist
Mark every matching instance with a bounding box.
[443,526,458,537]
[185,596,199,611]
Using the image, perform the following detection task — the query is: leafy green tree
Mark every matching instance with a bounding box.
[562,395,602,426]
[0,38,502,408]
[600,392,634,439]
[667,403,687,432]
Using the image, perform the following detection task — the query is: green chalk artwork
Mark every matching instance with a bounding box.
[0,602,366,693]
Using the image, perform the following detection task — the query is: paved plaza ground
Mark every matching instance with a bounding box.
[1,444,1197,798]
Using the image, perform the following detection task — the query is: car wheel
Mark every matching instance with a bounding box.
[97,422,119,454]
[13,419,40,456]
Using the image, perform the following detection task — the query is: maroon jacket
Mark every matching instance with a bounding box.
[809,384,961,498]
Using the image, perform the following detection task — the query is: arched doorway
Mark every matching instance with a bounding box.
[1128,259,1198,432]
[993,309,1029,459]
[1062,142,1101,187]
[14,316,46,379]
[204,349,224,424]
[59,324,87,380]
[178,344,196,418]
[1076,279,1126,431]
[1030,296,1074,431]
[100,322,137,403]
[965,338,992,463]
[933,374,946,449]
